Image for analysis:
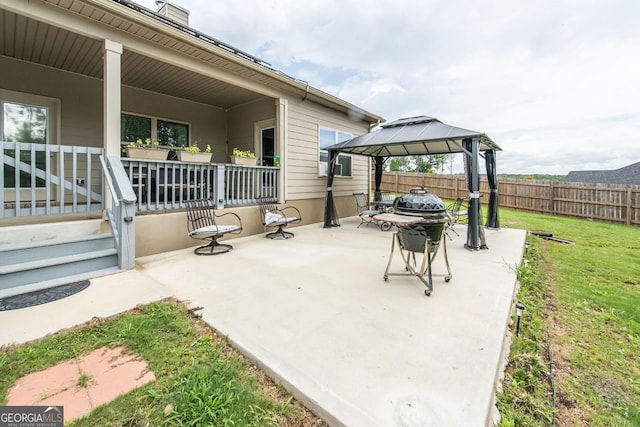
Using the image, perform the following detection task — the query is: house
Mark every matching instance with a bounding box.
[0,0,383,293]
[564,161,640,185]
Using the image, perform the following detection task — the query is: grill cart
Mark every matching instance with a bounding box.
[374,187,452,296]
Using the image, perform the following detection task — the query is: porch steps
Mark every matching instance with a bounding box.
[0,220,120,297]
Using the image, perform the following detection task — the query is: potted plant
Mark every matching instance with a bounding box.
[177,143,213,163]
[124,138,169,161]
[229,148,257,165]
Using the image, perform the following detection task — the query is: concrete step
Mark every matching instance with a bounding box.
[0,248,119,292]
[0,233,115,267]
[0,219,120,294]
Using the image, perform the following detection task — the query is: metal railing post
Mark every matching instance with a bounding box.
[215,164,225,209]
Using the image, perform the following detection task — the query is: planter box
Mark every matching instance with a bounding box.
[177,151,213,163]
[125,146,168,161]
[229,155,257,166]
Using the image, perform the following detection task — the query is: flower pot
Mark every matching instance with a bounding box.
[125,146,168,161]
[229,155,257,165]
[177,151,213,163]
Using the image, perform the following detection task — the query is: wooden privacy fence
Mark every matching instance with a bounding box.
[375,172,640,227]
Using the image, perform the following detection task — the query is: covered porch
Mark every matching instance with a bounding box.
[1,0,288,220]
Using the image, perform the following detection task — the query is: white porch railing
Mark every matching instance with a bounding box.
[119,159,280,211]
[1,142,281,218]
[1,141,104,217]
[100,155,136,269]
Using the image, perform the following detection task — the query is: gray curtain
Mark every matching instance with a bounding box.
[463,139,487,250]
[373,156,385,202]
[323,150,340,228]
[485,149,499,229]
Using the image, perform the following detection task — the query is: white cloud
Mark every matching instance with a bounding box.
[137,0,640,175]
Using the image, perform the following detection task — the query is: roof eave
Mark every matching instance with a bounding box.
[83,0,384,125]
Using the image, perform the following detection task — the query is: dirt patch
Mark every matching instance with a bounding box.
[543,259,588,427]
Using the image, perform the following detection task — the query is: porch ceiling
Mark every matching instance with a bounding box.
[0,8,266,108]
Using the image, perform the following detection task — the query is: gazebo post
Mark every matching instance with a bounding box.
[465,137,480,250]
[323,150,340,228]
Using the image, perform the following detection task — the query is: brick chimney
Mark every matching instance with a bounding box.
[155,1,190,26]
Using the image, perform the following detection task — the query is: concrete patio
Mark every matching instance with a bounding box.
[0,217,526,427]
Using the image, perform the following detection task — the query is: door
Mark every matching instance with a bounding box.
[1,93,58,203]
[259,126,276,197]
[260,127,276,167]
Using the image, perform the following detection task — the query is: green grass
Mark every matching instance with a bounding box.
[496,209,640,426]
[0,300,321,426]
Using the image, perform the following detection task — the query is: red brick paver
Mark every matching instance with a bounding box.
[6,346,155,422]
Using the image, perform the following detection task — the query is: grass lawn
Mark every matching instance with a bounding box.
[0,299,325,426]
[496,208,640,426]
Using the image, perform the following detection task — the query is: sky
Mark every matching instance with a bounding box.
[136,0,640,175]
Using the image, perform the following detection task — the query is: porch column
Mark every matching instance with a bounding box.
[275,98,288,202]
[103,40,122,214]
[103,40,122,157]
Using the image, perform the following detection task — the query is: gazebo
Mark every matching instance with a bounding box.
[323,116,502,250]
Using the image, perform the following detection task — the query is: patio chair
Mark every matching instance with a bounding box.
[257,197,302,239]
[353,192,391,230]
[444,197,468,238]
[185,199,243,255]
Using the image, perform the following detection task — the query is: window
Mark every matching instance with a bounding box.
[319,127,352,177]
[121,113,189,148]
[1,90,58,189]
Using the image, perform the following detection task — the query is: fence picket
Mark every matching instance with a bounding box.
[375,172,640,226]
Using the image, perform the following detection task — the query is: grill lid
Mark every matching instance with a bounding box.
[394,187,445,213]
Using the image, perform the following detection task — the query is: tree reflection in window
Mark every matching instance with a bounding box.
[121,114,151,143]
[157,119,188,148]
[2,102,47,188]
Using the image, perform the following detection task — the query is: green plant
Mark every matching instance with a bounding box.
[184,143,211,154]
[232,148,255,158]
[184,144,201,153]
[76,373,93,388]
[129,138,160,149]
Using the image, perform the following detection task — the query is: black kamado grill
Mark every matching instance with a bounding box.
[382,187,452,295]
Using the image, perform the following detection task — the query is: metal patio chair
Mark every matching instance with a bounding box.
[353,192,392,231]
[185,199,243,255]
[257,197,302,239]
[444,197,468,238]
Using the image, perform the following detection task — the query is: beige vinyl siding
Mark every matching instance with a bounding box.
[227,97,275,160]
[286,98,370,200]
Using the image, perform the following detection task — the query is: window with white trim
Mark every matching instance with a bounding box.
[319,127,352,177]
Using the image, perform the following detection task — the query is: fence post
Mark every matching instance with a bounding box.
[626,187,632,226]
[549,182,555,215]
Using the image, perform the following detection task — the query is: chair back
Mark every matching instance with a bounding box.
[257,197,279,218]
[448,197,464,213]
[185,199,217,233]
[352,193,370,214]
[379,191,395,203]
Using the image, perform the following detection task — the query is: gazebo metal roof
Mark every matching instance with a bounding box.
[325,116,501,157]
[323,115,501,251]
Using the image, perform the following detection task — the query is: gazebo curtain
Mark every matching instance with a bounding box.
[485,149,499,229]
[373,156,385,202]
[323,150,340,228]
[463,138,487,250]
